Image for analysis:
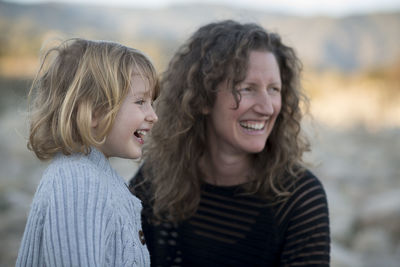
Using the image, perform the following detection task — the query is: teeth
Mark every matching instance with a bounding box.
[136,130,147,136]
[239,122,265,130]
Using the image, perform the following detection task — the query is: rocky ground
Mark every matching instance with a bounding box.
[305,121,400,267]
[1,107,399,266]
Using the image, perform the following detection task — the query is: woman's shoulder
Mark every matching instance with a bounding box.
[275,168,329,222]
[129,167,144,186]
[129,166,154,215]
[129,166,150,197]
[284,168,326,195]
[299,169,324,187]
[277,169,331,266]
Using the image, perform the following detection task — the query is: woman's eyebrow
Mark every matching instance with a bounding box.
[242,80,282,87]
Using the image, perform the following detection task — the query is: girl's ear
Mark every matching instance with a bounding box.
[91,111,99,128]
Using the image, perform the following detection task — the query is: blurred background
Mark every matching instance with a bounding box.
[0,0,399,266]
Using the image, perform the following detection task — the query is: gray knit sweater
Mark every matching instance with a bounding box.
[16,147,150,266]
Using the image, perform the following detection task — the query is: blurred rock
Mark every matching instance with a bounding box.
[325,184,356,244]
[353,227,392,254]
[330,242,363,267]
[358,189,400,237]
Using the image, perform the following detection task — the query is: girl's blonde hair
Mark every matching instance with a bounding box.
[28,38,159,160]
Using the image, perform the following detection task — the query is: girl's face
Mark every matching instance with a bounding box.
[206,50,282,156]
[97,74,158,159]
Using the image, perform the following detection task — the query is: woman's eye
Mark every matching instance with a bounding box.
[239,87,252,92]
[269,87,281,93]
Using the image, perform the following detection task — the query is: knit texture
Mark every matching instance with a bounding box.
[16,148,150,266]
[132,169,330,267]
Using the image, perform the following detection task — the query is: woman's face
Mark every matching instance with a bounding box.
[205,50,282,156]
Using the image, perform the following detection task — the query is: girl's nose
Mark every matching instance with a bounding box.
[146,106,158,123]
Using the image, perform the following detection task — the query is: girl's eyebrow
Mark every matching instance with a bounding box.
[132,89,152,99]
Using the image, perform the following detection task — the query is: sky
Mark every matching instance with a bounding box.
[5,0,400,16]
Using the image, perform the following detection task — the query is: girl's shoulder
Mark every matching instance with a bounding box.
[43,153,101,180]
[36,152,111,202]
[33,153,119,217]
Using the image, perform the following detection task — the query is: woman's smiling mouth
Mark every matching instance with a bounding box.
[239,121,266,131]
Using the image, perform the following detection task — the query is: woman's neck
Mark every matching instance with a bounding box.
[199,149,252,186]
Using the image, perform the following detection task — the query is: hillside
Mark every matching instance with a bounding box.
[0,1,399,74]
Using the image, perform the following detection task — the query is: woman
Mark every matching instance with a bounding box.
[130,20,330,266]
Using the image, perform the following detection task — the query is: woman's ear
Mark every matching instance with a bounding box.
[202,106,210,115]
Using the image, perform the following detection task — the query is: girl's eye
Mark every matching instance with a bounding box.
[135,99,145,105]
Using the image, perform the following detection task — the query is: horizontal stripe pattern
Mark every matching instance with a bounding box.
[278,172,331,266]
[135,169,330,266]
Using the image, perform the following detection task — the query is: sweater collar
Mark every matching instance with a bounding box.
[87,147,129,186]
[86,146,111,173]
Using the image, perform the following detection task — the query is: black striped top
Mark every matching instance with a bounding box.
[131,169,330,267]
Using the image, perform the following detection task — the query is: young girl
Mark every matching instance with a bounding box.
[16,38,158,266]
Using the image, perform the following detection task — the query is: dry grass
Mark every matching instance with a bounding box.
[303,68,400,130]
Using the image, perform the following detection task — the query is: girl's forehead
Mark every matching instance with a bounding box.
[130,74,153,97]
[130,68,158,99]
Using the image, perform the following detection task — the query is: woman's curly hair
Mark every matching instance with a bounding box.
[142,20,310,222]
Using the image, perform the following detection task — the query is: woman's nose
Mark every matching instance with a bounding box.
[254,91,274,115]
